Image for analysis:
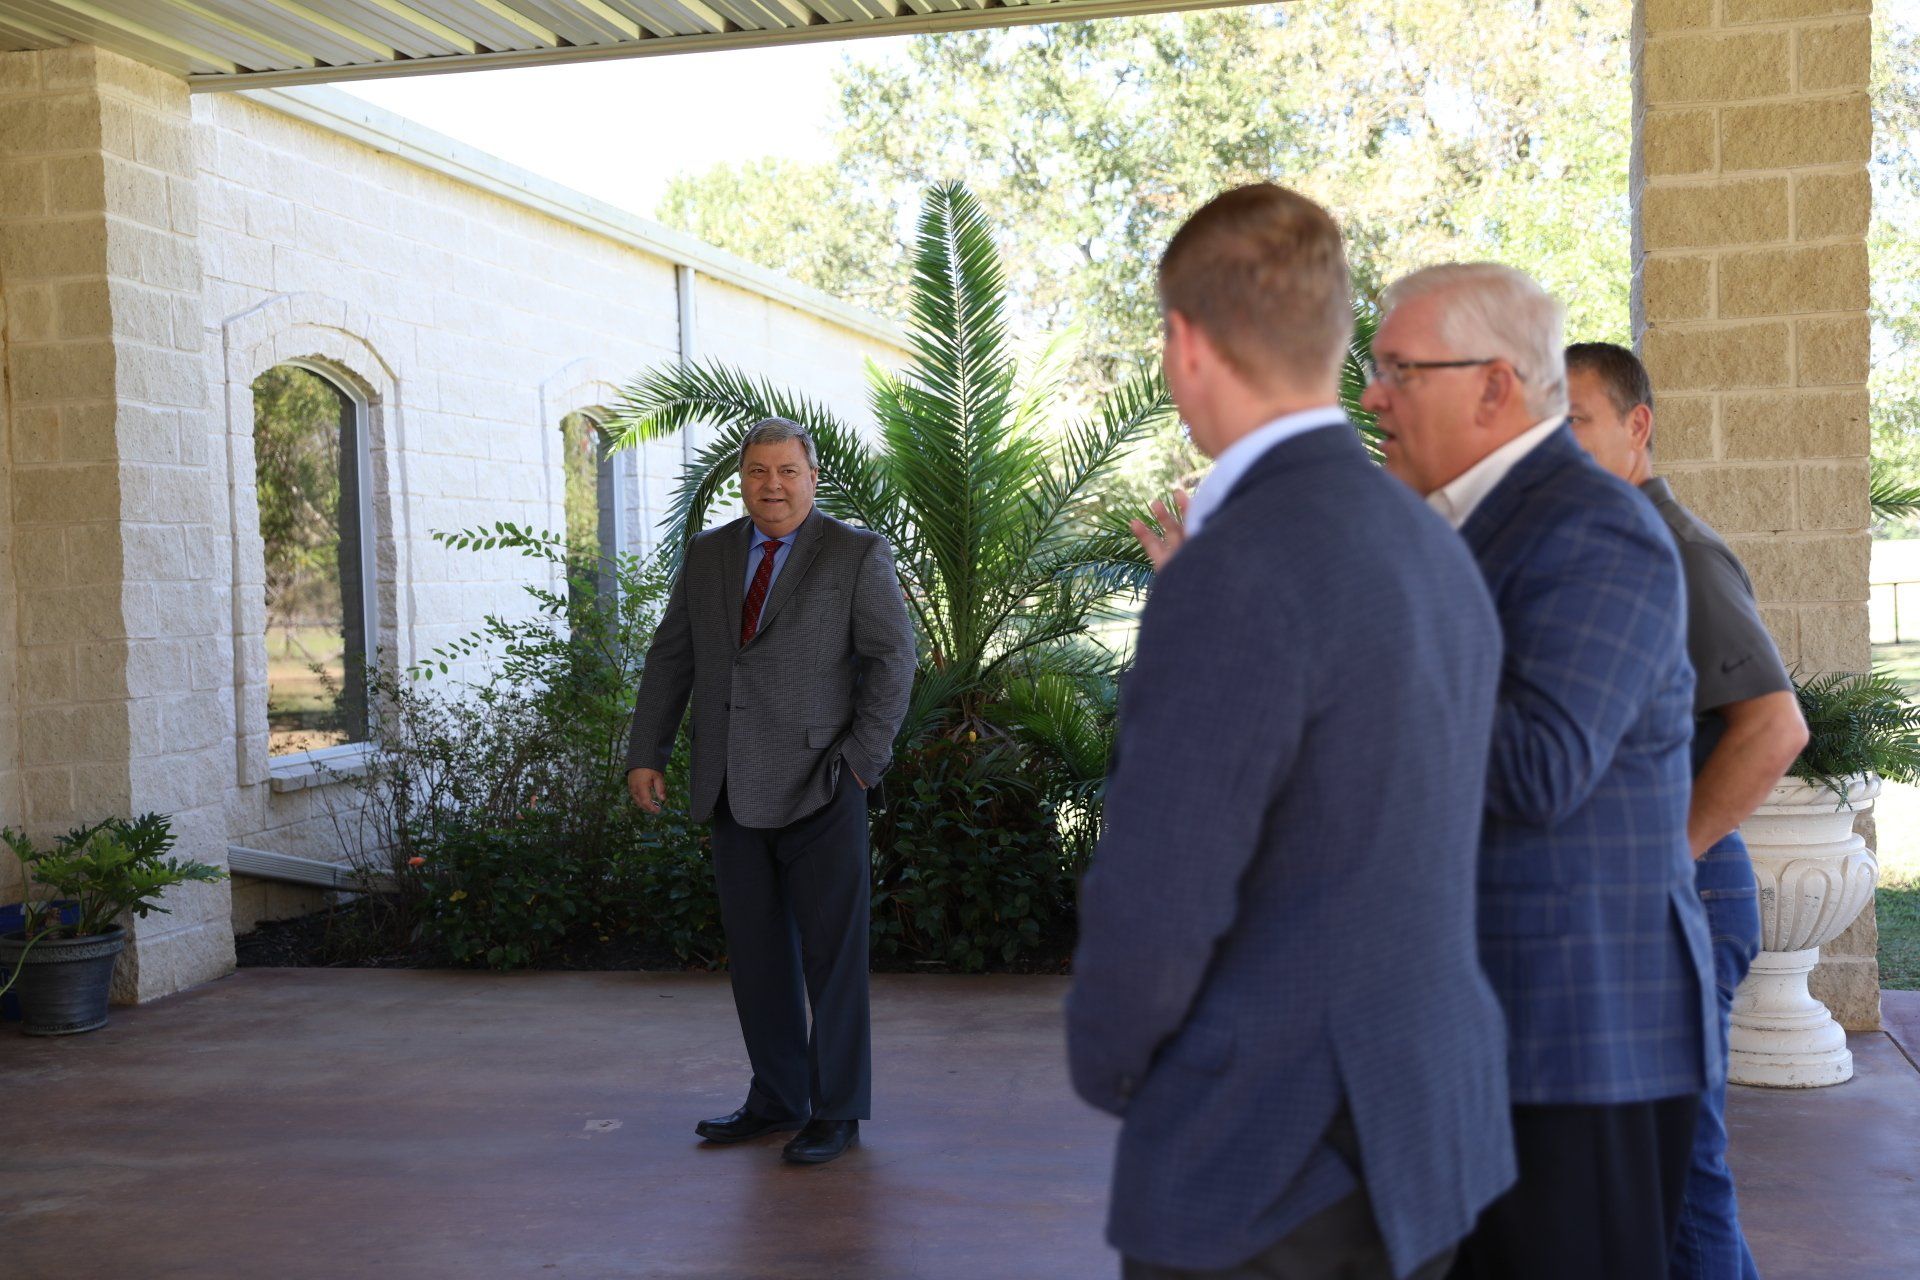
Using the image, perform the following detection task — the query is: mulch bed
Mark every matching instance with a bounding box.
[236,900,1075,975]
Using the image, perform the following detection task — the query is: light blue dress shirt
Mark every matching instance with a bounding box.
[1182,406,1350,540]
[744,525,794,597]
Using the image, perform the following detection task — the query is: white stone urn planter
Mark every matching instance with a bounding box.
[1729,773,1879,1088]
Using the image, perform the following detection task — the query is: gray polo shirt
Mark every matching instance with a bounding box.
[1640,477,1793,766]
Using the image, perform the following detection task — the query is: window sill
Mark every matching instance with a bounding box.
[267,743,375,793]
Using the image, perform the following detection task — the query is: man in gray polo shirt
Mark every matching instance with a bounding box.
[1565,342,1809,1280]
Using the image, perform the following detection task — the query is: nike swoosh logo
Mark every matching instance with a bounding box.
[1721,656,1753,676]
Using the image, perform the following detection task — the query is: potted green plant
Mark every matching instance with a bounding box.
[0,813,225,1036]
[1730,672,1920,1087]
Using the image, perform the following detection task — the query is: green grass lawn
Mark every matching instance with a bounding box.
[1871,769,1920,992]
[265,624,351,756]
[1869,637,1920,990]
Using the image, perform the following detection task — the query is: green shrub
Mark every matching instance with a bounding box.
[412,816,593,969]
[337,529,726,968]
[624,794,725,968]
[870,734,1073,971]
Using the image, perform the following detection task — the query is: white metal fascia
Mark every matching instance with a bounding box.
[241,85,910,350]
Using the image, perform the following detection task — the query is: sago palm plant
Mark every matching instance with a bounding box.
[604,181,1173,744]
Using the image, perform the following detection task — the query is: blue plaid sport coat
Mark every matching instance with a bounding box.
[1462,424,1720,1106]
[1068,425,1516,1275]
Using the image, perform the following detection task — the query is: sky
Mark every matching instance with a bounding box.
[343,39,908,221]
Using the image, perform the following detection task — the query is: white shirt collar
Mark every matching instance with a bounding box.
[1425,417,1563,530]
[1184,406,1348,539]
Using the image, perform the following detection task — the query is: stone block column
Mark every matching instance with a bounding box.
[0,45,234,1000]
[1633,0,1879,1026]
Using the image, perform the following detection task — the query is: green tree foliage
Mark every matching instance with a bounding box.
[1872,9,1920,522]
[252,364,346,622]
[657,157,903,316]
[658,1,1635,390]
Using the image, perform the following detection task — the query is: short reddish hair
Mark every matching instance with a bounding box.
[1157,184,1353,389]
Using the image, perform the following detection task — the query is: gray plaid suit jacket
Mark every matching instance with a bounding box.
[625,508,916,829]
[1462,425,1720,1105]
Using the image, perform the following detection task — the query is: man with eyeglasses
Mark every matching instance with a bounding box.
[1361,265,1719,1280]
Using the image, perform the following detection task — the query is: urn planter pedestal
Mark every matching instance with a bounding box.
[1729,775,1878,1088]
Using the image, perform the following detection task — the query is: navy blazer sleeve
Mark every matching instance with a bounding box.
[1066,548,1305,1116]
[1484,497,1688,826]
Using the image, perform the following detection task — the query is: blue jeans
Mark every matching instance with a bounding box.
[1671,832,1763,1280]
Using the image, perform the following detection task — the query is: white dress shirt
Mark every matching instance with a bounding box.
[1183,406,1350,540]
[1425,416,1564,530]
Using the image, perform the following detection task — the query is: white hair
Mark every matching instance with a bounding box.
[1380,263,1568,420]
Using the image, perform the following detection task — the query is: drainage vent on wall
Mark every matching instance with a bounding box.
[226,846,394,893]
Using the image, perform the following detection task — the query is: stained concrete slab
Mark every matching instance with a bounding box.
[1882,987,1920,1071]
[1,970,1916,1279]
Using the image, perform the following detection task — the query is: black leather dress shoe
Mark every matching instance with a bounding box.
[781,1118,859,1164]
[694,1107,804,1144]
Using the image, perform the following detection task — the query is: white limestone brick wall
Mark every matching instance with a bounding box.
[0,45,236,998]
[189,89,907,905]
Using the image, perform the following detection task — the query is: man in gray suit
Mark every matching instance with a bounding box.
[626,417,916,1165]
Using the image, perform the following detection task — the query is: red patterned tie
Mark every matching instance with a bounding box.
[740,539,782,645]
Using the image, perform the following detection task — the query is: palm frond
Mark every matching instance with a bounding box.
[603,360,899,553]
[1870,461,1920,521]
[1341,298,1384,461]
[1792,669,1920,795]
[879,182,1029,653]
[999,669,1117,800]
[1010,328,1080,440]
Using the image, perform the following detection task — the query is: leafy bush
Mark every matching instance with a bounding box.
[1792,670,1920,798]
[337,527,724,970]
[626,766,725,969]
[410,816,594,969]
[870,734,1074,971]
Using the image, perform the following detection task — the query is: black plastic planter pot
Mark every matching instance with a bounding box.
[0,925,126,1036]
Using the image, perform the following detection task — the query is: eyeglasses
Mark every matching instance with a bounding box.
[1364,357,1506,390]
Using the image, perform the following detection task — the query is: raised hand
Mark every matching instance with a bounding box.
[1129,487,1191,572]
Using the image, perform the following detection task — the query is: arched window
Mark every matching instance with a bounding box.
[252,363,374,757]
[560,409,620,606]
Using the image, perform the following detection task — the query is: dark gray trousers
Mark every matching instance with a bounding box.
[1122,1189,1454,1280]
[710,778,871,1123]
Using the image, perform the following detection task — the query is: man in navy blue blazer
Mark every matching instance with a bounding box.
[1068,185,1515,1279]
[1363,265,1720,1280]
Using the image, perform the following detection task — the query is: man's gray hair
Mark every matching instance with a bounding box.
[738,417,819,472]
[1380,263,1569,421]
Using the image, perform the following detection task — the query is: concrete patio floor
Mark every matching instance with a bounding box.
[2,972,1917,1280]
